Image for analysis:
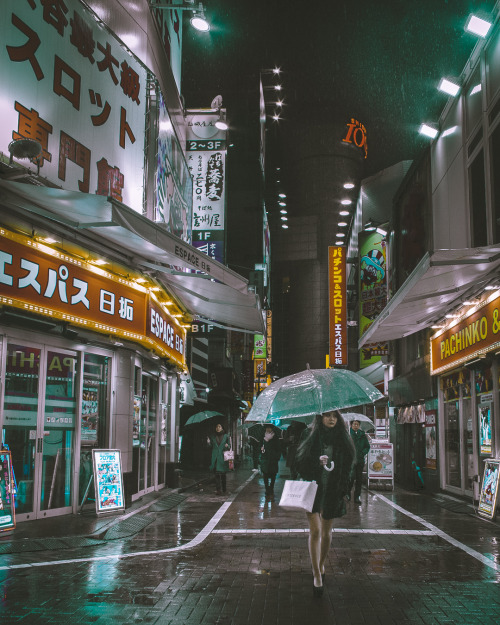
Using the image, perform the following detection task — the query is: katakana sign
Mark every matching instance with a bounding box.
[1,0,146,209]
[328,246,347,366]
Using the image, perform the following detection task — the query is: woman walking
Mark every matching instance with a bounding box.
[295,410,355,597]
[207,423,231,495]
[260,425,281,501]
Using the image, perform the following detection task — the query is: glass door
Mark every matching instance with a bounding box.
[131,372,158,498]
[1,342,77,520]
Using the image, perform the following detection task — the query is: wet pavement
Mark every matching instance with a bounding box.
[0,463,499,624]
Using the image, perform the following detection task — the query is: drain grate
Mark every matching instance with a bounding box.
[150,493,186,512]
[100,514,154,540]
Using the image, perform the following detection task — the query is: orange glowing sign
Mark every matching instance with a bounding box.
[342,118,368,159]
[328,246,347,366]
[0,228,185,366]
[431,294,500,375]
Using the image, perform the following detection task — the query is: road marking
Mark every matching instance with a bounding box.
[373,492,500,573]
[212,528,435,535]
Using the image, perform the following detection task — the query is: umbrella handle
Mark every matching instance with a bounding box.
[323,461,334,472]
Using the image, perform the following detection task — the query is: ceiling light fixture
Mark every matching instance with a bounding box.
[280,209,287,214]
[341,199,352,205]
[419,124,439,139]
[343,182,355,189]
[465,14,492,38]
[338,221,348,227]
[336,232,346,238]
[339,210,350,216]
[438,78,460,96]
[282,224,288,229]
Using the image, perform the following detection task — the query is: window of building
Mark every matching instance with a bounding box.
[469,150,487,246]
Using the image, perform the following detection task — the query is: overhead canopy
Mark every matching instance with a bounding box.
[359,246,500,348]
[0,180,265,334]
[355,360,386,389]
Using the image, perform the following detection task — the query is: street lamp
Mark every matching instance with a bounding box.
[149,1,211,32]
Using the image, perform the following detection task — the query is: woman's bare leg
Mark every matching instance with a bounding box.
[319,516,334,575]
[306,512,322,587]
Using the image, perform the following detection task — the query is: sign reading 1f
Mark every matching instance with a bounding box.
[343,119,368,159]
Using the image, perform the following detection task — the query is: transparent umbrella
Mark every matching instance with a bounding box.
[341,412,375,432]
[184,410,224,426]
[246,367,383,425]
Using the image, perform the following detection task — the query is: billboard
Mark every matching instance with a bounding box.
[92,449,125,514]
[1,0,147,209]
[328,246,347,366]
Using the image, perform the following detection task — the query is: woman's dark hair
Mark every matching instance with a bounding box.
[295,411,353,463]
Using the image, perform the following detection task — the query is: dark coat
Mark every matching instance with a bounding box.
[350,428,370,465]
[259,434,281,475]
[209,433,230,472]
[295,424,355,520]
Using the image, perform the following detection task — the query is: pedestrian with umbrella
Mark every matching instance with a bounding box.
[207,423,231,495]
[347,418,371,504]
[259,424,281,501]
[295,410,355,597]
[247,423,264,472]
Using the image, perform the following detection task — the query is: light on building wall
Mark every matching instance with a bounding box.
[343,182,354,189]
[279,193,286,198]
[341,199,352,205]
[282,224,288,229]
[465,14,492,38]
[419,124,439,139]
[438,78,460,96]
[338,222,348,227]
[150,2,211,32]
[336,232,346,237]
[280,209,287,214]
[339,210,350,216]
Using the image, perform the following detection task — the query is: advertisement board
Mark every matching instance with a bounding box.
[92,449,125,514]
[328,246,347,366]
[1,0,146,209]
[0,451,16,532]
[478,402,492,456]
[478,459,500,519]
[367,442,394,488]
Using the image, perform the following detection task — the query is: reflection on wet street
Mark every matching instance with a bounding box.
[1,468,499,624]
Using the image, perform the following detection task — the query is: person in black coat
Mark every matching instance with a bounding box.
[295,411,355,597]
[259,425,281,501]
[347,419,371,504]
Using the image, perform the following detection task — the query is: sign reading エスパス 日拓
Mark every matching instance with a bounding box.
[0,228,186,365]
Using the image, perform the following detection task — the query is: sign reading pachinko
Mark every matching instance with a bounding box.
[0,451,16,532]
[358,231,388,368]
[186,111,227,264]
[431,293,500,374]
[92,449,125,514]
[328,246,347,366]
[0,227,186,366]
[1,0,147,210]
[478,459,500,520]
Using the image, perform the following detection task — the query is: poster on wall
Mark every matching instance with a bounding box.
[0,451,16,532]
[92,449,125,514]
[81,385,99,443]
[478,403,492,456]
[160,403,168,446]
[478,459,500,519]
[133,395,141,447]
[367,442,394,488]
[425,410,437,470]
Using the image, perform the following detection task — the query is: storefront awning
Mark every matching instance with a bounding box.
[0,180,265,334]
[359,246,500,348]
[355,360,386,389]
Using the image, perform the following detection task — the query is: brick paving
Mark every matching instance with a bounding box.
[0,467,499,624]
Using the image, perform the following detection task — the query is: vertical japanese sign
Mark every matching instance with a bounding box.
[92,449,125,514]
[359,231,388,368]
[328,246,347,366]
[1,0,147,210]
[0,451,16,532]
[266,310,273,364]
[186,111,227,264]
[155,90,193,243]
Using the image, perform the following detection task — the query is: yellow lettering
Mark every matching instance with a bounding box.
[456,330,462,352]
[19,351,35,369]
[480,316,488,340]
[465,325,472,348]
[441,341,445,359]
[450,334,455,354]
[444,339,450,358]
[49,356,62,372]
[472,321,480,344]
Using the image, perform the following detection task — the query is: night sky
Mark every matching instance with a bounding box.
[183,0,496,178]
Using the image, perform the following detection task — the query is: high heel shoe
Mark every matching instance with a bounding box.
[312,584,324,597]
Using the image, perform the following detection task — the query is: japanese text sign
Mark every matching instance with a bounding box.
[328,246,347,366]
[0,228,186,366]
[1,0,146,209]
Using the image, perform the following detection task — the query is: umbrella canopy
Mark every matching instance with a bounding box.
[246,368,383,424]
[184,410,224,426]
[342,412,375,432]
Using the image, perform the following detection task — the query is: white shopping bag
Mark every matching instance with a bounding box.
[278,480,318,513]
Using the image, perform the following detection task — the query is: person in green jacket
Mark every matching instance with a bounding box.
[347,420,371,505]
[259,425,281,501]
[207,423,231,495]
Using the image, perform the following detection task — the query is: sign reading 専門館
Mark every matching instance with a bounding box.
[328,246,347,366]
[0,228,185,366]
[431,294,500,375]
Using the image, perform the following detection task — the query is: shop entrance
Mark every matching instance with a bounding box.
[131,371,158,499]
[1,342,77,520]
